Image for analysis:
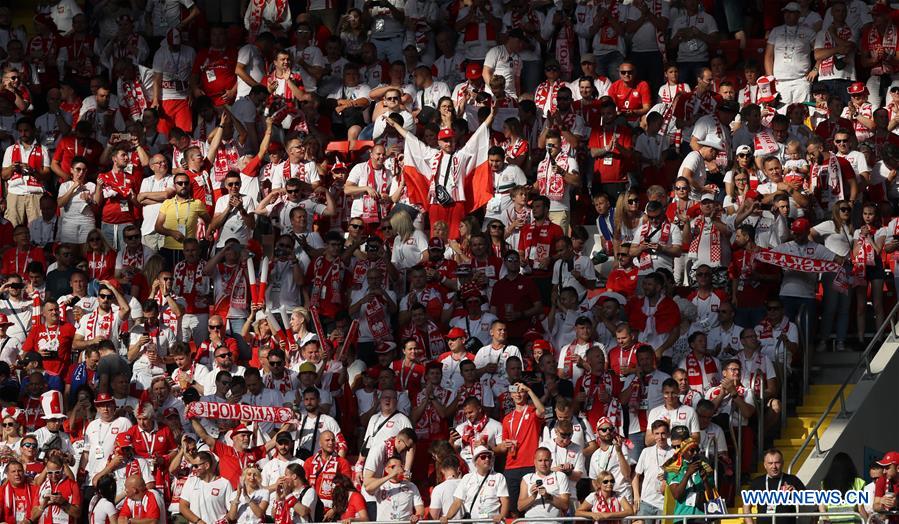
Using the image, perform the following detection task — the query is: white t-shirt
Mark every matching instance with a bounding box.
[812,220,852,257]
[473,344,522,384]
[58,180,97,223]
[540,441,584,495]
[767,24,816,80]
[483,45,521,98]
[677,151,708,202]
[83,417,134,482]
[213,193,258,248]
[227,488,270,524]
[391,231,428,270]
[587,445,634,501]
[183,476,234,523]
[454,417,503,469]
[452,472,508,519]
[139,175,173,235]
[622,2,670,53]
[813,26,858,81]
[670,12,718,62]
[373,481,423,520]
[646,404,700,437]
[521,471,570,518]
[635,445,675,509]
[429,478,461,517]
[152,45,196,100]
[551,254,597,299]
[237,44,267,99]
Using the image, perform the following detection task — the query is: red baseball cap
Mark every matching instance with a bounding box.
[0,314,12,327]
[437,128,455,141]
[532,339,552,353]
[446,327,467,340]
[878,451,899,466]
[465,63,483,80]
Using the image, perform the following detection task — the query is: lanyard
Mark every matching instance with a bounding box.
[140,429,156,456]
[400,363,415,390]
[508,407,528,441]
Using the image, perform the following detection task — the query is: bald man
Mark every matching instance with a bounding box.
[118,475,162,524]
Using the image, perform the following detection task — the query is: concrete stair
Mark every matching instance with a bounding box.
[719,384,853,524]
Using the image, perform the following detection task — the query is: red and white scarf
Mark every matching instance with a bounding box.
[213,263,248,316]
[100,169,132,199]
[10,143,45,187]
[84,309,115,340]
[591,493,623,514]
[461,412,488,453]
[360,161,389,223]
[173,261,206,295]
[310,257,343,309]
[757,315,790,341]
[120,78,149,121]
[852,226,877,282]
[684,352,720,392]
[689,216,722,264]
[247,0,288,36]
[454,383,485,425]
[402,321,446,361]
[819,154,844,207]
[364,294,392,341]
[534,80,564,115]
[121,247,145,269]
[869,23,899,75]
[637,219,671,271]
[536,151,569,201]
[820,25,853,77]
[553,11,577,78]
[213,141,240,184]
[596,0,620,46]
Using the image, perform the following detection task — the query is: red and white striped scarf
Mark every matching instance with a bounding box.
[121,247,145,269]
[591,493,623,514]
[84,309,115,340]
[536,151,569,201]
[684,351,719,392]
[819,25,853,77]
[10,142,45,186]
[689,216,722,264]
[638,219,671,270]
[120,78,149,121]
[853,226,877,282]
[869,23,899,75]
[364,294,392,341]
[534,80,564,115]
[173,260,205,295]
[360,161,389,223]
[247,0,288,36]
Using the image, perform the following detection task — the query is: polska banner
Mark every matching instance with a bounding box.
[755,249,849,294]
[185,401,296,424]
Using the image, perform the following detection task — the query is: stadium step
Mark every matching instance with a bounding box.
[726,384,852,515]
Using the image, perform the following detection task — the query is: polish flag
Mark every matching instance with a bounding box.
[401,120,494,213]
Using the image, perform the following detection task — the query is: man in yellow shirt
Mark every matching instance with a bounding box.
[155,172,211,267]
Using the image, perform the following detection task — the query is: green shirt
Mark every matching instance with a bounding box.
[666,465,707,515]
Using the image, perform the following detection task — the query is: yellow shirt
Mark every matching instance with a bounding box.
[158,197,206,250]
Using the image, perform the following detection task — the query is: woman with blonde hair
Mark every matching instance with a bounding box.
[82,228,116,293]
[242,303,279,368]
[225,464,269,524]
[613,189,642,249]
[810,200,854,351]
[0,409,22,455]
[390,210,429,271]
[286,306,317,369]
[576,471,634,524]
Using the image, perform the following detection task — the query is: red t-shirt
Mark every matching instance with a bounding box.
[489,276,541,339]
[728,248,780,308]
[85,251,117,281]
[588,125,634,184]
[0,482,36,524]
[214,441,266,488]
[126,425,177,485]
[118,492,162,521]
[1,247,47,275]
[606,80,650,122]
[23,323,76,376]
[302,454,353,503]
[605,266,638,297]
[501,404,543,469]
[98,169,141,224]
[193,47,238,106]
[391,360,425,397]
[341,491,367,520]
[52,136,102,180]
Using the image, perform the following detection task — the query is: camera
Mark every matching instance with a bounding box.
[509,385,519,393]
[535,479,543,487]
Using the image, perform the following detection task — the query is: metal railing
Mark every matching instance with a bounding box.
[787,300,899,474]
[509,511,864,524]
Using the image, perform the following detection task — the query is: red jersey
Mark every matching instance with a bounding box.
[23,322,76,376]
[306,256,345,318]
[588,125,634,184]
[193,47,238,106]
[727,248,779,308]
[1,247,46,276]
[391,360,425,396]
[501,404,543,469]
[606,80,650,123]
[0,482,35,524]
[126,425,177,485]
[489,276,541,339]
[118,492,161,522]
[303,452,352,504]
[97,168,140,224]
[518,219,564,275]
[214,441,266,489]
[605,266,639,297]
[84,251,116,281]
[52,136,102,179]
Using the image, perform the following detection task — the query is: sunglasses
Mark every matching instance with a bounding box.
[619,70,634,76]
[737,153,750,158]
[88,237,101,241]
[627,199,639,204]
[1,422,16,427]
[21,443,36,449]
[286,189,300,194]
[385,96,399,101]
[675,186,688,190]
[98,294,114,300]
[601,479,614,485]
[46,470,63,475]
[476,454,492,460]
[489,224,504,229]
[598,427,613,432]
[546,66,560,72]
[125,235,140,240]
[226,182,241,188]
[349,223,363,229]
[834,139,849,144]
[216,353,231,359]
[269,360,284,366]
[175,181,190,186]
[209,324,223,330]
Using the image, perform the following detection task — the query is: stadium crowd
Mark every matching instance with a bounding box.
[1,0,899,522]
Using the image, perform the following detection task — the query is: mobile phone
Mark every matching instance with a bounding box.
[509,385,519,393]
